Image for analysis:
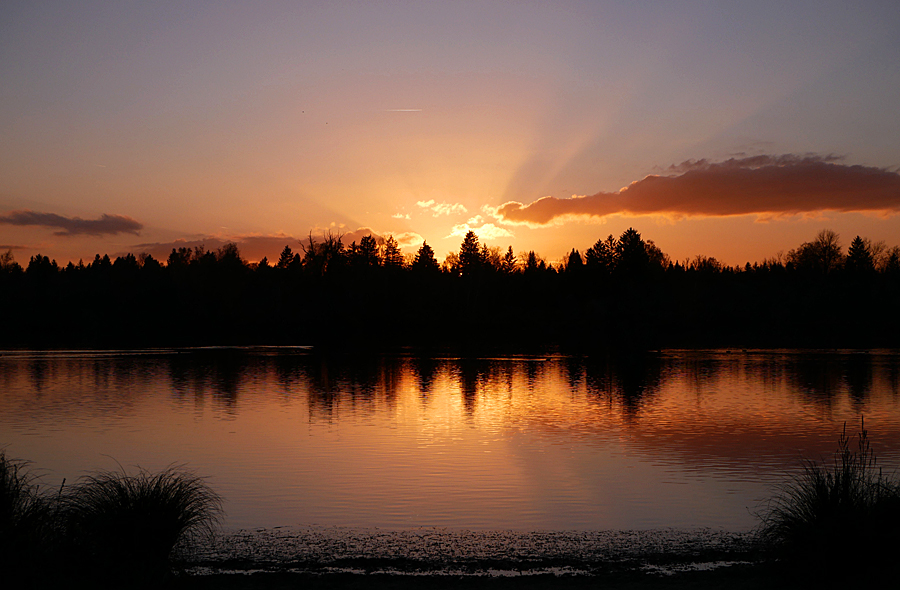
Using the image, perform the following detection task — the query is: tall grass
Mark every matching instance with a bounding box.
[2,454,223,584]
[0,452,58,580]
[60,465,223,580]
[758,419,900,573]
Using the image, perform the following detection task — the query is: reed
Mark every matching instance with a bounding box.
[60,465,223,581]
[758,419,900,573]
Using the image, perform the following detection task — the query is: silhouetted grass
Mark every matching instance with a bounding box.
[59,465,223,583]
[0,451,56,573]
[757,419,900,576]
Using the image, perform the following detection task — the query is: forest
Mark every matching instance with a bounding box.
[1,228,899,350]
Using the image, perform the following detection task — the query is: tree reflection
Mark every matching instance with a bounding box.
[451,358,513,414]
[845,352,873,408]
[306,353,387,418]
[412,355,439,399]
[28,359,48,393]
[584,354,663,417]
[455,359,483,414]
[789,354,847,406]
[166,350,248,410]
[563,356,585,390]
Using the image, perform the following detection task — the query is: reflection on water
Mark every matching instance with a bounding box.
[2,348,900,532]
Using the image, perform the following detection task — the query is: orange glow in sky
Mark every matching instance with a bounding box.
[2,2,899,266]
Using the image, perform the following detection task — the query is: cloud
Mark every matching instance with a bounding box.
[416,199,468,216]
[491,155,900,226]
[392,212,411,220]
[391,231,425,248]
[447,223,514,241]
[338,227,384,245]
[0,210,144,236]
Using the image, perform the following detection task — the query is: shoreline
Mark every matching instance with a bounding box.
[174,526,770,587]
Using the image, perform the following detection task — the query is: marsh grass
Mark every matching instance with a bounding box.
[0,451,54,569]
[758,419,900,575]
[60,465,223,581]
[2,454,223,585]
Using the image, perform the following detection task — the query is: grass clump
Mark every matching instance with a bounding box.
[60,465,223,582]
[758,418,900,576]
[0,451,54,571]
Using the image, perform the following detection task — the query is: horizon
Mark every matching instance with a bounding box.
[2,2,900,267]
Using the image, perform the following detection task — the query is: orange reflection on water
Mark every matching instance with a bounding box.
[2,349,899,531]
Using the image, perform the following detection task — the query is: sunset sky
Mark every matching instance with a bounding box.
[2,1,899,267]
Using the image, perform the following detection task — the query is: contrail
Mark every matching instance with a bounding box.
[385,109,423,112]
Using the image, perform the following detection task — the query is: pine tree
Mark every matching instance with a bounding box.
[846,236,874,273]
[276,245,294,269]
[458,231,482,277]
[382,235,404,268]
[412,241,439,273]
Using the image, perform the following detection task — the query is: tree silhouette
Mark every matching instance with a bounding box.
[382,235,404,268]
[565,249,584,273]
[585,234,618,274]
[276,245,294,269]
[500,246,517,273]
[615,228,649,276]
[1,249,21,273]
[788,229,843,273]
[301,231,344,276]
[846,236,875,273]
[411,241,439,273]
[3,224,900,349]
[458,231,482,277]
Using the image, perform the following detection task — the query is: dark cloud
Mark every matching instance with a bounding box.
[493,155,900,225]
[0,210,143,236]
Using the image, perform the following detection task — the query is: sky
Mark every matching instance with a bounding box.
[2,0,899,267]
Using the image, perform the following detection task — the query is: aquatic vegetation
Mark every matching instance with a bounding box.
[758,419,900,572]
[60,465,223,579]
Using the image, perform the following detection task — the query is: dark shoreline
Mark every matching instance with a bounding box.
[165,527,790,589]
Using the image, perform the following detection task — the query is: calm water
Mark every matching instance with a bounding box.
[2,348,899,532]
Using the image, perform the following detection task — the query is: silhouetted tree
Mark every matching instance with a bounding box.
[348,234,381,268]
[139,253,161,272]
[689,255,722,273]
[645,240,670,271]
[523,250,539,272]
[585,234,618,274]
[382,235,404,268]
[301,231,345,276]
[412,241,439,273]
[846,236,875,273]
[615,228,649,276]
[113,254,140,276]
[27,254,58,276]
[0,249,22,274]
[882,246,900,275]
[788,229,843,273]
[500,246,517,274]
[481,245,503,272]
[564,249,584,273]
[458,231,482,277]
[276,245,294,269]
[167,248,191,268]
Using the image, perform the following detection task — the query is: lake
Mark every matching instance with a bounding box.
[2,348,899,532]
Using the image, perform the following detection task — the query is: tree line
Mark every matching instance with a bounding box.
[1,228,898,349]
